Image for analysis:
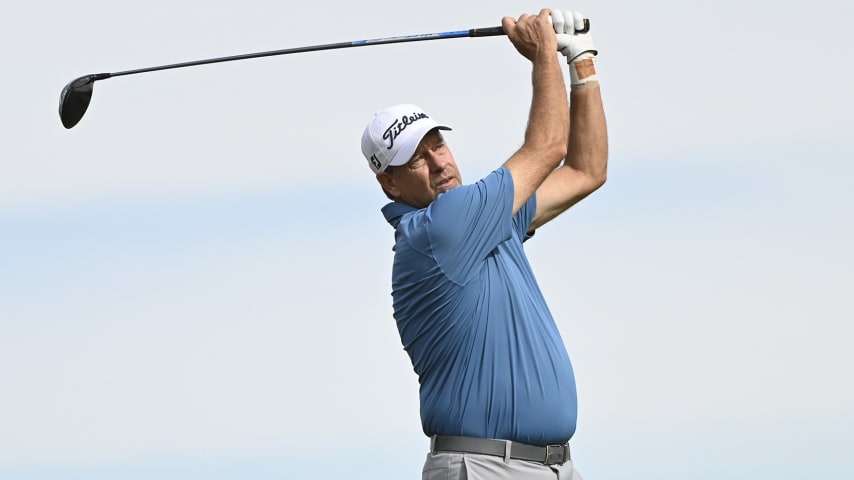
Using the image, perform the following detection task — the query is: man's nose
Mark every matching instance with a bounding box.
[426,151,449,171]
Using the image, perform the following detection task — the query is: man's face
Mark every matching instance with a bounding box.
[379,129,462,208]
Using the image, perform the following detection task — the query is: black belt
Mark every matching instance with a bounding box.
[432,435,571,466]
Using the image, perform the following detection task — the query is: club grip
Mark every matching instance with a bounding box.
[469,26,506,37]
[469,18,589,37]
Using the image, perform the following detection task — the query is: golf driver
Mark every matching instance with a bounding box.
[59,20,588,129]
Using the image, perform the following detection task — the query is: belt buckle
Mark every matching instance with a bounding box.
[544,443,568,465]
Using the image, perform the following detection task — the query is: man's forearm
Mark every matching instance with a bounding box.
[526,52,570,155]
[566,78,608,182]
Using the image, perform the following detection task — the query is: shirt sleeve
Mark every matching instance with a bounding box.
[425,167,522,285]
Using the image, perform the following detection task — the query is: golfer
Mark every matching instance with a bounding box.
[360,7,607,479]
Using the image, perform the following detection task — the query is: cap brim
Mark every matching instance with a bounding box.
[387,124,452,168]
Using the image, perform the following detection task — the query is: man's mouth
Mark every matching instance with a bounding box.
[434,177,456,189]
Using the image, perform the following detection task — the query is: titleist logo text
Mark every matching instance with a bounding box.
[383,112,429,150]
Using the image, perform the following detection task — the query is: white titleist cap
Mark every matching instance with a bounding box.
[361,104,452,174]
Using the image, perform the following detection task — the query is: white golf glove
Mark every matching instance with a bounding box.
[552,9,598,86]
[552,10,597,62]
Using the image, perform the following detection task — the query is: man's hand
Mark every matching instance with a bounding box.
[552,10,597,63]
[502,9,558,62]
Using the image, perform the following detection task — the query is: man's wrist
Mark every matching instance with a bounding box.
[569,54,597,86]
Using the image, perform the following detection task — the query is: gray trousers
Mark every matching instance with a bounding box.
[423,451,583,480]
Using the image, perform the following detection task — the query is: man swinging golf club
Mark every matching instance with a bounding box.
[360,6,608,480]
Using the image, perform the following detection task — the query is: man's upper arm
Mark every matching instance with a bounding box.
[528,166,604,232]
[503,141,567,217]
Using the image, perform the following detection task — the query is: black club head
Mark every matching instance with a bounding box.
[59,74,100,129]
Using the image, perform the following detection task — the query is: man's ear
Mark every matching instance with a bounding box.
[376,171,399,198]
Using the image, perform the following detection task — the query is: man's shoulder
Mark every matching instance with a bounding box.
[381,201,417,228]
[381,167,513,230]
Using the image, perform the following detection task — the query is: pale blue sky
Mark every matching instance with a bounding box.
[2,1,852,479]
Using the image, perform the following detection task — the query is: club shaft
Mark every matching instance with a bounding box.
[108,27,506,79]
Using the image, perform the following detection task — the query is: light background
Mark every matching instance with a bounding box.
[2,1,852,478]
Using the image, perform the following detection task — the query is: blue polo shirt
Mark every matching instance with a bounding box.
[381,166,577,445]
